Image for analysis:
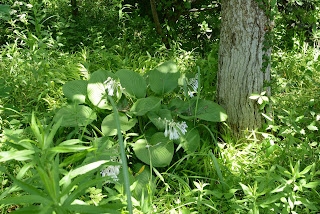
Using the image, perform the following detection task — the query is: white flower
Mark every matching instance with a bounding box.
[163,119,188,140]
[187,74,199,97]
[103,77,122,98]
[100,156,121,183]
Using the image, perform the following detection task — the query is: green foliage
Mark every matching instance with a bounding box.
[1,0,320,213]
[0,114,123,213]
[58,61,226,169]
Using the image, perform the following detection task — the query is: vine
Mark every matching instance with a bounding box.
[255,0,278,73]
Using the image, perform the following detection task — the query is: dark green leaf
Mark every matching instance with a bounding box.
[149,61,180,95]
[130,97,162,116]
[54,105,96,127]
[133,133,174,167]
[116,69,147,98]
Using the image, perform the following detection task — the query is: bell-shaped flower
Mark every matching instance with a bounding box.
[163,119,188,140]
[103,77,122,99]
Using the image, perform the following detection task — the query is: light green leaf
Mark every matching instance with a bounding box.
[300,164,313,175]
[133,133,174,167]
[54,105,96,127]
[303,181,320,189]
[50,145,91,153]
[101,113,137,136]
[130,97,162,116]
[149,61,180,95]
[249,94,260,100]
[63,80,88,104]
[87,69,117,109]
[60,160,108,185]
[307,122,318,131]
[239,183,252,196]
[116,69,146,98]
[0,150,34,162]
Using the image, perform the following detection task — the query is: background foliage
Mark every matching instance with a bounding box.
[0,0,319,213]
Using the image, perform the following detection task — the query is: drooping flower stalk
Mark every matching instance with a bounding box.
[100,156,121,183]
[103,77,122,98]
[162,118,188,140]
[187,74,199,98]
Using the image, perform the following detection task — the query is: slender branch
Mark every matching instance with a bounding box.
[150,0,170,49]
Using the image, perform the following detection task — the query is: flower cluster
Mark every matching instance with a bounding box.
[103,77,122,98]
[162,118,188,140]
[100,156,121,183]
[187,74,199,98]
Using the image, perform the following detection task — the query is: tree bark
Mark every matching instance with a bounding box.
[217,0,271,138]
[150,0,171,49]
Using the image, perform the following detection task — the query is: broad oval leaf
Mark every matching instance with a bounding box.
[179,99,227,122]
[178,128,200,153]
[195,100,227,122]
[132,163,155,200]
[147,109,172,130]
[101,113,137,136]
[130,97,162,116]
[149,61,180,95]
[63,80,88,104]
[87,69,118,109]
[116,69,146,98]
[54,105,97,127]
[133,132,173,167]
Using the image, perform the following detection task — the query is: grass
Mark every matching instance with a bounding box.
[0,1,320,213]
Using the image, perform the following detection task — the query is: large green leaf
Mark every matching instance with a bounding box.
[132,164,155,200]
[54,105,97,127]
[149,61,180,95]
[116,69,147,98]
[147,109,172,130]
[0,150,34,162]
[87,69,118,109]
[101,113,137,136]
[130,97,162,116]
[133,133,173,167]
[178,128,200,153]
[179,99,227,122]
[63,80,88,104]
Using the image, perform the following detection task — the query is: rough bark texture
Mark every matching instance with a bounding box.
[217,0,271,137]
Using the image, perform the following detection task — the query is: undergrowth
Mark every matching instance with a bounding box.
[0,0,319,213]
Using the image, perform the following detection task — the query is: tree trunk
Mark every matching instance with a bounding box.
[150,0,171,49]
[217,0,271,138]
[71,0,78,17]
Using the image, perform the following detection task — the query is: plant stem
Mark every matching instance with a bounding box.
[108,96,133,214]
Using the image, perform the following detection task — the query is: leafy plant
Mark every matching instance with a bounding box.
[0,113,124,213]
[56,61,227,170]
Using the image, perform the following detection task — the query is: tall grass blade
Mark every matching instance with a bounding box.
[108,96,133,214]
[209,150,225,191]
